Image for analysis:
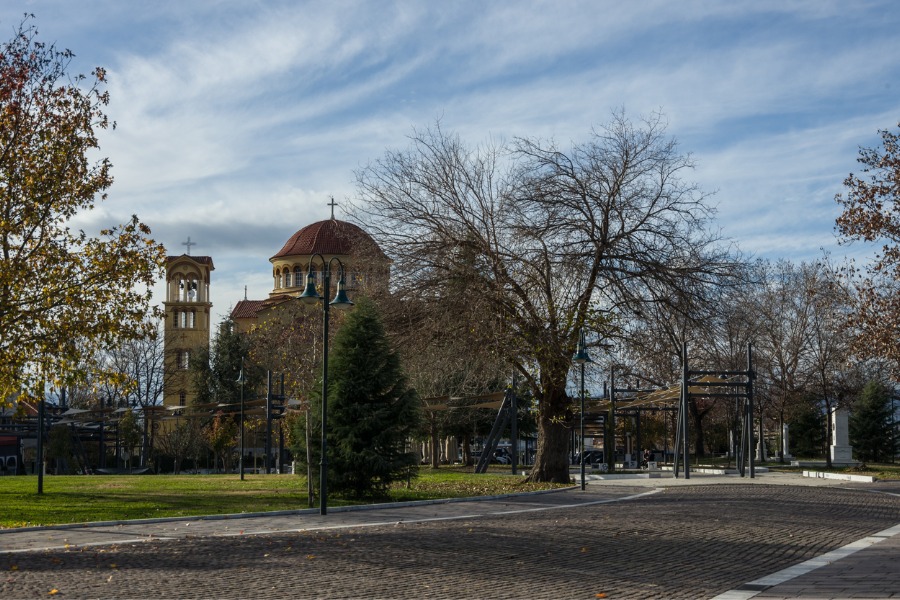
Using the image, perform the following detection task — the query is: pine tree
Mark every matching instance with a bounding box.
[322,297,420,498]
[190,318,257,406]
[790,399,826,459]
[850,380,895,463]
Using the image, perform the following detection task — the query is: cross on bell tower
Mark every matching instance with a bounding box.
[182,236,196,255]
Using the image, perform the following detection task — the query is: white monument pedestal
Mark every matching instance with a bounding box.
[830,409,854,464]
[782,423,793,460]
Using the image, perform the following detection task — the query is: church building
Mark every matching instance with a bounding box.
[231,213,387,332]
[161,207,386,407]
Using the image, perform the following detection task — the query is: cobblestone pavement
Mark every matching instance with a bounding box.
[1,478,899,599]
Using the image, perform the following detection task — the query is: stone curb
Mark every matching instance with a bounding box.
[802,470,876,483]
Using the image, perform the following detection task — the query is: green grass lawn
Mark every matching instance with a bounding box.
[0,468,566,529]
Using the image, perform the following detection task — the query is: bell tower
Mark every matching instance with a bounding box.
[163,251,214,407]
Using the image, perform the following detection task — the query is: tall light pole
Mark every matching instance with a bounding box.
[572,328,592,491]
[299,253,353,516]
[237,358,245,481]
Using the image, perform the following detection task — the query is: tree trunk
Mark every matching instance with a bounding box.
[527,383,572,483]
[778,408,785,464]
[430,425,440,468]
[824,399,833,469]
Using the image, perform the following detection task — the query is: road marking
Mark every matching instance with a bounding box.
[218,490,663,537]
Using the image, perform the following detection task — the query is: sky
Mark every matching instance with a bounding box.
[3,0,899,324]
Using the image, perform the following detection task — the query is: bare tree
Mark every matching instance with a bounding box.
[752,260,819,461]
[154,416,202,473]
[102,323,167,467]
[353,113,736,482]
[804,263,857,468]
[375,279,508,468]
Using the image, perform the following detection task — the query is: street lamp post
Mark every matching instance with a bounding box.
[572,328,592,491]
[237,358,245,481]
[299,253,353,516]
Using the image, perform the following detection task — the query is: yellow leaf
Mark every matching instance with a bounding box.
[10,565,18,571]
[306,554,316,560]
[49,590,59,596]
[595,594,607,598]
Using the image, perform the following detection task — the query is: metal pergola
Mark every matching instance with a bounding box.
[587,342,756,478]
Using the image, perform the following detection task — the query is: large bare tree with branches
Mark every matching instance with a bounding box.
[353,113,735,482]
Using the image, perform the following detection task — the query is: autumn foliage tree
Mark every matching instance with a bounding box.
[0,18,166,403]
[836,123,900,377]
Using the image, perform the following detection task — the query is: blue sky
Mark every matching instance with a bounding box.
[4,1,899,323]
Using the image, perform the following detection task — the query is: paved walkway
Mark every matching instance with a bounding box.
[1,471,898,598]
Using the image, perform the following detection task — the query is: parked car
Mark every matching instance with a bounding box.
[474,449,512,464]
[572,450,605,465]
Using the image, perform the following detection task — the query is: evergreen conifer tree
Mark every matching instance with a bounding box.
[322,297,420,498]
[790,399,826,458]
[190,318,265,413]
[850,380,895,463]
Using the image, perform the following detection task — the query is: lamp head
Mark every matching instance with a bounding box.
[299,270,320,304]
[573,328,592,365]
[329,277,354,310]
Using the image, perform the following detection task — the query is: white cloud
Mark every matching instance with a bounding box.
[3,0,900,324]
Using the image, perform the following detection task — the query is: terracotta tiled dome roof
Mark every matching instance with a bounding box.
[270,219,381,260]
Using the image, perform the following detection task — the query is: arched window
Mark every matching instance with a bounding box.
[172,310,180,328]
[189,310,196,328]
[284,268,292,288]
[179,391,186,407]
[294,266,303,288]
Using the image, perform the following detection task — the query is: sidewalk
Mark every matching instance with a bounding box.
[716,523,900,599]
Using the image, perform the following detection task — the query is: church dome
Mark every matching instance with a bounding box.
[270,219,382,261]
